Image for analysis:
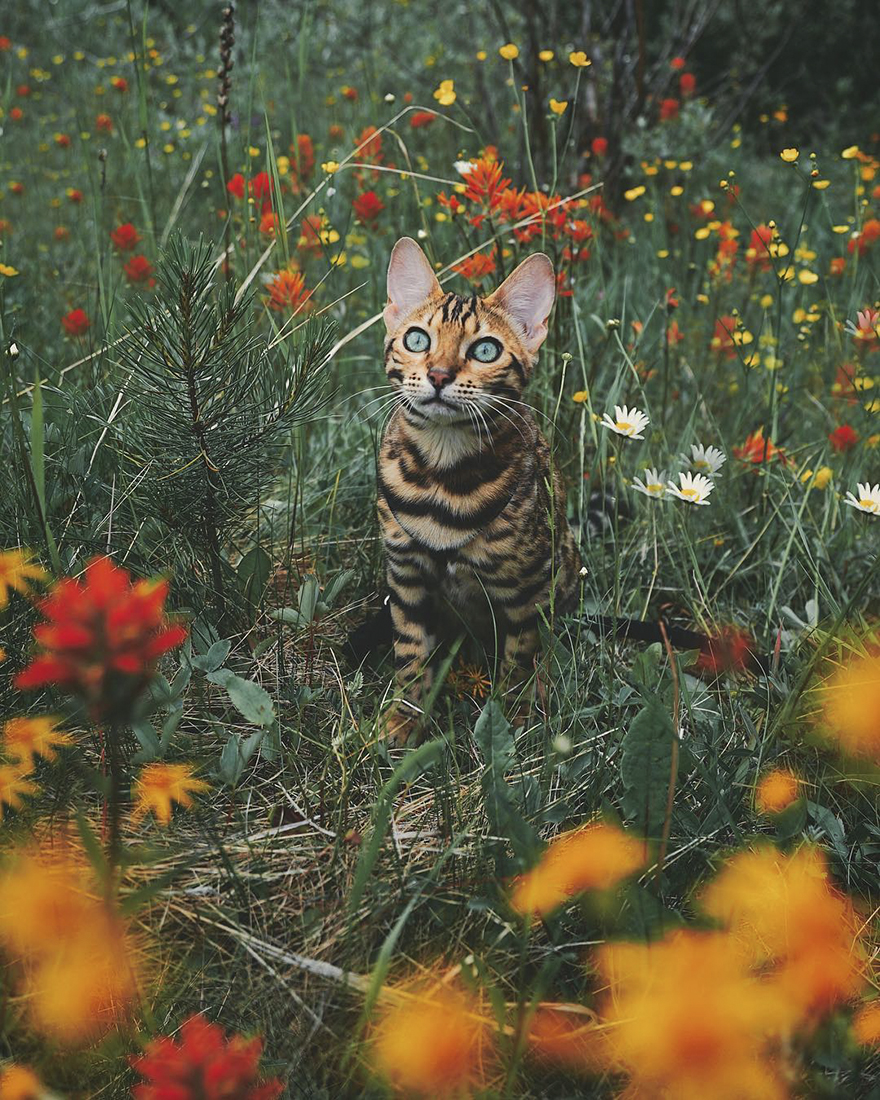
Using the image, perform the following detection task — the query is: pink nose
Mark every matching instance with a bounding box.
[427,367,454,390]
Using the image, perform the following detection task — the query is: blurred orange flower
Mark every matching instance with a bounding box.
[755,769,801,814]
[733,427,786,465]
[0,548,46,609]
[2,716,71,766]
[853,1002,880,1047]
[0,765,37,821]
[266,268,312,313]
[0,1065,43,1099]
[814,643,880,761]
[132,763,209,825]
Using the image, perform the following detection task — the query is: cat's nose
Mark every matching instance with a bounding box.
[427,367,454,391]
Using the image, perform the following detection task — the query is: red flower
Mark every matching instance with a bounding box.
[670,56,686,70]
[352,190,384,224]
[829,424,858,452]
[356,124,383,163]
[460,157,512,206]
[341,85,358,101]
[10,182,24,195]
[54,226,70,241]
[110,76,128,92]
[110,223,141,251]
[67,188,83,203]
[248,172,273,200]
[746,224,774,270]
[55,133,72,148]
[848,218,880,256]
[9,106,23,121]
[710,315,738,358]
[96,113,113,133]
[829,256,846,276]
[124,255,155,285]
[452,249,497,284]
[266,269,312,313]
[410,111,437,129]
[679,72,696,97]
[591,136,608,157]
[16,84,31,97]
[733,427,786,465]
[61,309,90,337]
[659,97,680,121]
[695,626,757,675]
[226,173,245,200]
[328,123,344,141]
[666,319,684,346]
[15,556,187,723]
[130,1014,283,1100]
[292,133,315,178]
[0,36,11,50]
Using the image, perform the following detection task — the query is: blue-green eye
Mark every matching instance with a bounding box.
[403,327,430,353]
[469,337,502,363]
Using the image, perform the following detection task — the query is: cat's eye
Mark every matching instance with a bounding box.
[469,337,502,363]
[403,327,430,353]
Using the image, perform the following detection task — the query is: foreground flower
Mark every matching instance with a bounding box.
[131,1014,283,1100]
[666,471,714,505]
[685,442,726,476]
[372,988,489,1096]
[814,643,880,760]
[2,716,71,766]
[124,255,155,285]
[600,404,649,440]
[132,763,209,825]
[352,190,384,224]
[0,1065,43,1099]
[0,549,47,609]
[780,147,799,163]
[853,1002,880,1047]
[829,424,858,452]
[511,821,644,916]
[844,481,880,515]
[15,555,188,723]
[499,43,519,60]
[632,468,666,499]
[0,765,38,821]
[755,769,801,814]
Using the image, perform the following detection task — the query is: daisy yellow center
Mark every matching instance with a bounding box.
[681,487,699,499]
[694,459,709,468]
[616,420,632,431]
[648,483,662,493]
[860,498,877,510]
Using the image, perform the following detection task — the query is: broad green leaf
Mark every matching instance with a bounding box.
[207,668,275,726]
[191,638,232,672]
[620,698,677,841]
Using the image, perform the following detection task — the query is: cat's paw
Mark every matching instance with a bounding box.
[380,705,421,747]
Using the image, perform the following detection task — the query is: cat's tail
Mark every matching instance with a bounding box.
[580,490,622,538]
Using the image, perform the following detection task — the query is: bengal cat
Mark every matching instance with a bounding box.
[377,237,580,744]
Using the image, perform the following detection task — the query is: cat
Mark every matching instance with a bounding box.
[376,237,580,744]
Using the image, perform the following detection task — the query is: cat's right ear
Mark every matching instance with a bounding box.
[384,237,441,331]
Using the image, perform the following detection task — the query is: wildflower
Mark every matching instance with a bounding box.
[593,931,788,1099]
[320,160,339,175]
[54,226,70,241]
[815,643,880,760]
[499,43,519,61]
[755,769,801,814]
[432,79,456,106]
[572,391,588,403]
[569,51,591,67]
[372,988,489,1096]
[110,75,127,92]
[132,763,209,825]
[266,269,312,313]
[670,56,686,70]
[452,250,497,284]
[623,185,645,201]
[632,468,666,499]
[680,71,696,96]
[226,173,245,199]
[659,98,680,121]
[600,404,649,440]
[258,211,279,237]
[828,424,858,453]
[702,845,864,1021]
[780,147,799,163]
[352,190,384,224]
[666,471,713,505]
[110,222,140,250]
[2,716,71,766]
[853,307,879,342]
[458,156,511,206]
[527,1008,609,1074]
[15,555,187,724]
[538,49,554,61]
[511,821,644,916]
[733,427,785,465]
[0,548,47,609]
[844,482,880,516]
[96,112,113,132]
[409,110,436,128]
[0,263,22,277]
[549,98,568,115]
[591,136,608,156]
[341,84,358,101]
[9,107,23,121]
[61,308,90,336]
[853,1003,880,1047]
[0,766,38,821]
[124,255,155,284]
[0,1065,43,1099]
[66,188,83,203]
[685,443,726,477]
[131,1013,283,1099]
[695,625,758,675]
[848,218,880,256]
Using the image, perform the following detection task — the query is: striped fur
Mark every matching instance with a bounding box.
[378,239,579,743]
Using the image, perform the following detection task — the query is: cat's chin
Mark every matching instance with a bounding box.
[417,398,471,425]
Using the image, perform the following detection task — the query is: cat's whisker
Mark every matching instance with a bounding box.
[360,393,406,424]
[473,394,530,444]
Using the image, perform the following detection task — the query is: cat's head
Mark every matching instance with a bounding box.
[383,237,555,425]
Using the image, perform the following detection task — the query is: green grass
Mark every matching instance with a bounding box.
[0,2,878,1096]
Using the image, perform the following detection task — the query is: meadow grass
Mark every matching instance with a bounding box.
[0,2,878,1096]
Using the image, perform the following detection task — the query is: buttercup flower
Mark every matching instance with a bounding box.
[685,443,726,476]
[780,148,799,163]
[600,404,650,440]
[433,79,456,106]
[632,468,666,498]
[667,471,714,505]
[569,51,591,67]
[844,482,880,515]
[499,43,519,61]
[549,99,568,115]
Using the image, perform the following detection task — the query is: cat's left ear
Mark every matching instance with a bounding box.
[484,253,555,354]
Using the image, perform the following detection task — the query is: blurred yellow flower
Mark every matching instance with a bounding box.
[2,716,71,766]
[538,49,554,61]
[780,147,799,162]
[549,98,568,115]
[798,269,819,284]
[132,763,209,825]
[841,145,860,159]
[0,549,47,609]
[812,179,830,190]
[499,43,519,60]
[0,264,18,277]
[433,79,456,106]
[569,51,591,67]
[624,185,646,201]
[0,766,37,821]
[572,391,588,404]
[321,160,339,174]
[853,1002,880,1047]
[814,643,880,761]
[754,769,801,814]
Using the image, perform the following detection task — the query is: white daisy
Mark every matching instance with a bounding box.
[666,472,714,505]
[453,159,478,176]
[684,442,726,477]
[632,468,666,499]
[844,482,880,516]
[600,404,650,440]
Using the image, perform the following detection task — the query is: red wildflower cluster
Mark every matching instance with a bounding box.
[829,424,858,452]
[15,555,187,723]
[591,136,608,157]
[746,224,774,271]
[131,1014,283,1100]
[9,106,23,122]
[110,222,140,251]
[680,71,696,97]
[290,132,315,181]
[124,255,155,285]
[61,308,90,337]
[110,75,128,92]
[352,189,384,224]
[266,268,312,313]
[452,249,497,284]
[410,110,436,129]
[696,625,758,675]
[659,97,680,121]
[96,112,113,133]
[711,315,738,358]
[733,428,786,465]
[848,218,880,255]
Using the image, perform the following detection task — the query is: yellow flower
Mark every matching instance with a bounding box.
[853,1002,880,1047]
[247,145,260,158]
[812,466,833,489]
[320,160,339,174]
[798,269,819,285]
[0,765,38,821]
[538,49,554,62]
[813,644,880,761]
[549,98,568,115]
[754,769,801,814]
[779,147,799,163]
[499,43,519,60]
[0,1064,44,1099]
[132,763,209,825]
[569,51,591,67]
[841,145,860,160]
[0,264,19,277]
[624,185,645,201]
[432,79,456,107]
[572,391,588,404]
[812,179,830,190]
[2,716,72,766]
[475,50,487,61]
[0,548,47,609]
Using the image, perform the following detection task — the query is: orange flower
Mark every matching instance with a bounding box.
[372,988,490,1096]
[829,256,846,276]
[733,427,786,465]
[266,268,312,313]
[54,225,70,241]
[853,1002,880,1047]
[356,124,382,163]
[0,1065,43,1099]
[2,716,72,766]
[755,769,801,814]
[0,548,47,609]
[0,766,38,821]
[292,132,315,178]
[459,157,511,206]
[410,111,437,129]
[110,222,141,251]
[813,642,880,761]
[110,75,128,92]
[848,218,880,256]
[451,249,497,284]
[66,188,83,203]
[527,1008,609,1074]
[695,625,758,674]
[132,763,209,825]
[15,555,187,724]
[54,132,71,148]
[511,821,644,916]
[259,211,279,237]
[96,112,113,133]
[61,308,90,336]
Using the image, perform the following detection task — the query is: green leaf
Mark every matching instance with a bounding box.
[473,699,537,869]
[131,719,161,764]
[191,638,231,673]
[298,574,320,624]
[207,668,275,726]
[238,545,272,608]
[620,697,677,841]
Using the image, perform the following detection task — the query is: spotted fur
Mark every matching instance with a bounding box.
[378,238,579,743]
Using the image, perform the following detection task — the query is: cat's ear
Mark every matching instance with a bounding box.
[384,237,441,330]
[485,253,555,354]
